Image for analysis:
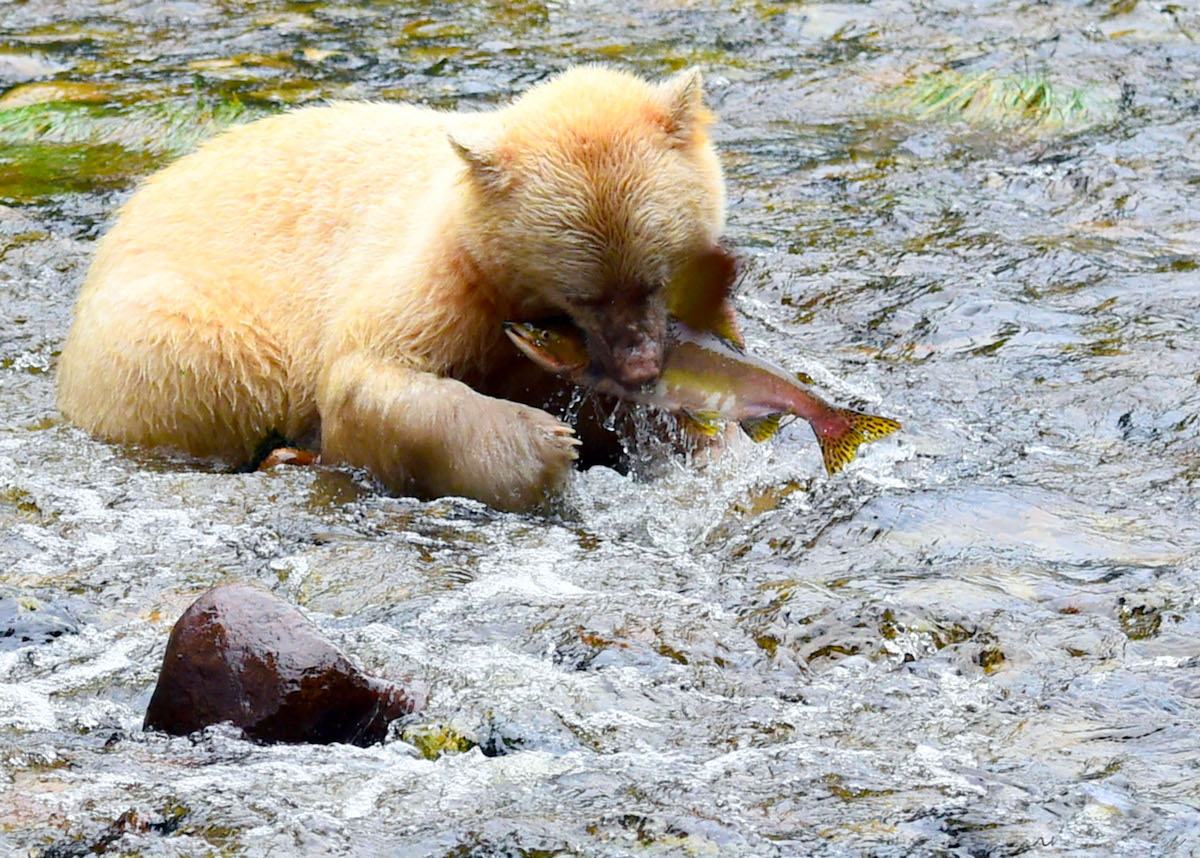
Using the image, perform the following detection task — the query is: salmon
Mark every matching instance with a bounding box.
[504,319,901,475]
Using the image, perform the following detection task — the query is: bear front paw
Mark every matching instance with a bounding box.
[468,401,582,511]
[514,404,581,486]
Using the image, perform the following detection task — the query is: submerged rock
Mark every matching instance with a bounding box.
[144,583,416,746]
[0,591,79,651]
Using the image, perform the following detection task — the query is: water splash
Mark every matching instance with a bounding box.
[2,0,1200,855]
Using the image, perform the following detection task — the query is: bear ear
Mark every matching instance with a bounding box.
[657,67,708,147]
[448,130,509,191]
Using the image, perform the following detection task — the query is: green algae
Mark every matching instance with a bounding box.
[0,97,261,155]
[0,140,159,202]
[401,722,478,760]
[443,845,568,858]
[823,773,896,803]
[977,648,1007,674]
[1118,600,1162,640]
[0,486,52,523]
[0,96,271,202]
[882,68,1115,134]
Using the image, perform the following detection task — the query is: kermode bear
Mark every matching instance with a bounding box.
[57,66,729,511]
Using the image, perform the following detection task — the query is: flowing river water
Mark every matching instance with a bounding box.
[1,1,1199,856]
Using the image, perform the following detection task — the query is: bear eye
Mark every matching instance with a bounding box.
[575,294,611,309]
[635,281,663,304]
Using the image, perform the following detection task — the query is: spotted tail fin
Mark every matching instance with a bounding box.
[817,409,902,475]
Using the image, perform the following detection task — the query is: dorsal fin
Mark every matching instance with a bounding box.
[667,246,743,348]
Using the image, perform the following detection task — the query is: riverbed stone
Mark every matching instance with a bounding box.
[0,591,79,651]
[144,583,416,745]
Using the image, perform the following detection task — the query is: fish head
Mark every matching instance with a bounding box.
[503,321,591,378]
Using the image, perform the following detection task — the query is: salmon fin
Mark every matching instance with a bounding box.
[711,303,745,351]
[667,247,739,340]
[818,409,902,475]
[739,413,783,443]
[681,409,722,437]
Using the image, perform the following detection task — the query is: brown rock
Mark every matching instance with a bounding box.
[0,81,113,108]
[144,584,416,745]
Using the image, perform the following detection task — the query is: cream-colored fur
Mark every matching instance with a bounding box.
[57,66,727,511]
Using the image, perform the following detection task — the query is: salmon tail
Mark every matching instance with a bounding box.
[817,409,902,475]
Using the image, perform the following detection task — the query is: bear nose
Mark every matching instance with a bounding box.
[616,362,658,389]
[611,341,662,389]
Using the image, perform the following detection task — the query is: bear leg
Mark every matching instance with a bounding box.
[57,268,300,463]
[318,352,579,511]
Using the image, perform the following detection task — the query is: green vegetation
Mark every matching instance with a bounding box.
[1118,601,1162,640]
[0,486,52,523]
[401,722,478,760]
[0,95,271,202]
[882,68,1114,134]
[977,648,1006,674]
[823,773,896,802]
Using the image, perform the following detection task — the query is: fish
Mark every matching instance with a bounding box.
[503,318,901,475]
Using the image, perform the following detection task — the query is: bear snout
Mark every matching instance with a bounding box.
[611,342,663,388]
[591,331,664,390]
[582,300,668,389]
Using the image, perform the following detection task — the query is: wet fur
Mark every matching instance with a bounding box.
[57,66,727,510]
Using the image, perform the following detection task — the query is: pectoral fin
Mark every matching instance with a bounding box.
[739,413,783,443]
[681,410,722,437]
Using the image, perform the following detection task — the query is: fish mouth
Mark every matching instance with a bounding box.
[503,321,589,376]
[504,319,660,391]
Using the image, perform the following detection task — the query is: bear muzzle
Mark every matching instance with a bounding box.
[589,329,665,390]
[575,291,668,390]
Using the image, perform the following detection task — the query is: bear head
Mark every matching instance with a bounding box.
[451,65,726,390]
